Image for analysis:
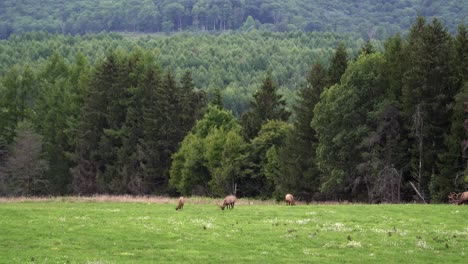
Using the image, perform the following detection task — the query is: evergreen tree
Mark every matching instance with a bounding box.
[453,22,467,87]
[116,51,154,194]
[431,22,468,201]
[0,66,36,144]
[359,39,376,56]
[180,71,207,134]
[328,43,348,85]
[33,53,73,194]
[240,72,290,140]
[141,66,164,193]
[279,61,327,201]
[71,53,123,194]
[210,87,224,109]
[401,17,456,201]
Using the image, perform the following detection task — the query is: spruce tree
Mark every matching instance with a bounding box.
[71,53,122,194]
[141,66,164,193]
[240,72,290,140]
[432,22,468,201]
[328,43,348,85]
[279,61,327,201]
[402,17,456,201]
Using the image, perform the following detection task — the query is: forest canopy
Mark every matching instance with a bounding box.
[0,31,374,115]
[0,0,466,39]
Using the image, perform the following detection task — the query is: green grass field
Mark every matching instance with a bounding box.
[0,197,467,263]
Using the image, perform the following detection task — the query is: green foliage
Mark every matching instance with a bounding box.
[0,31,370,115]
[313,53,387,199]
[0,66,36,144]
[0,15,466,202]
[170,105,243,196]
[68,50,205,195]
[279,61,328,201]
[328,43,349,85]
[401,17,457,200]
[240,120,292,198]
[0,0,464,39]
[241,73,290,140]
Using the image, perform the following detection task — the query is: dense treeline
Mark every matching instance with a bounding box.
[0,49,206,195]
[0,17,467,202]
[0,30,371,115]
[0,0,465,39]
[171,17,468,202]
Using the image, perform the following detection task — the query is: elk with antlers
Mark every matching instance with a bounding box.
[218,195,236,210]
[448,192,468,205]
[175,196,184,210]
[285,193,296,205]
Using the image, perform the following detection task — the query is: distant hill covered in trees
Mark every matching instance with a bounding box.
[0,16,466,202]
[0,31,374,115]
[0,0,466,39]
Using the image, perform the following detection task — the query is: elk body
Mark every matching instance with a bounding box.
[448,192,468,205]
[219,195,236,210]
[285,194,295,205]
[176,196,184,210]
[456,192,468,205]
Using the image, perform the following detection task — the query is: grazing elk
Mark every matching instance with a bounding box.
[285,193,296,205]
[175,196,184,210]
[448,192,468,205]
[218,195,236,210]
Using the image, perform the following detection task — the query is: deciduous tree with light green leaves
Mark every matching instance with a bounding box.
[170,105,244,196]
[312,53,388,201]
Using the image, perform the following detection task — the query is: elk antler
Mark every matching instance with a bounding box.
[448,192,462,204]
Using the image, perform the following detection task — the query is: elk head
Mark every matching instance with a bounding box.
[219,195,236,210]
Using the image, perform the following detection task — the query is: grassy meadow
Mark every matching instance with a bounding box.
[0,197,467,263]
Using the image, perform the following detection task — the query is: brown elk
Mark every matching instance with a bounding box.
[448,192,468,205]
[285,193,296,205]
[175,196,184,210]
[218,195,236,210]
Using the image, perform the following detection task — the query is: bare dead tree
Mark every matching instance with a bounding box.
[412,104,425,198]
[2,122,49,196]
[376,166,402,203]
[70,158,97,194]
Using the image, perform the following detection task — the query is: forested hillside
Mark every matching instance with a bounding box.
[0,0,466,39]
[0,16,466,202]
[0,31,372,115]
